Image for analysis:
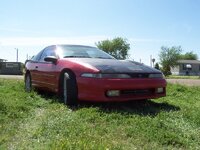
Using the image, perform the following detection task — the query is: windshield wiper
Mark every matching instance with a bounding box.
[64,56,91,58]
[94,57,113,59]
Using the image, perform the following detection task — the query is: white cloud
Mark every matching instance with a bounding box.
[0,36,169,65]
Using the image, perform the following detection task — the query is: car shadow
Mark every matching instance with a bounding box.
[35,91,180,117]
[76,100,180,117]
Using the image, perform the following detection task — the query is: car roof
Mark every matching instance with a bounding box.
[53,44,96,49]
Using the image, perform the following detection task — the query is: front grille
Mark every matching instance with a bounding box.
[128,73,149,78]
[121,89,153,96]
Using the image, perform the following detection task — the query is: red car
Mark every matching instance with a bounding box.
[25,45,166,105]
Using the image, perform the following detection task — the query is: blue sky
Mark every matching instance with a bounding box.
[0,0,200,65]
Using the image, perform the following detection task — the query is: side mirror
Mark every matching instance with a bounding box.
[44,56,58,64]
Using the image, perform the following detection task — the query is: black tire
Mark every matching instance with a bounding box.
[25,73,32,92]
[60,71,78,106]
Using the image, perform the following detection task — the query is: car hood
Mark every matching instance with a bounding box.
[67,58,161,73]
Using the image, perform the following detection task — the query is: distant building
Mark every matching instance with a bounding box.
[0,62,23,75]
[171,60,200,76]
[0,59,7,62]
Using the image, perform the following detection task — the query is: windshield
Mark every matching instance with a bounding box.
[56,45,114,59]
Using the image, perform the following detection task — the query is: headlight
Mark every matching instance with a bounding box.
[81,73,131,78]
[149,73,164,78]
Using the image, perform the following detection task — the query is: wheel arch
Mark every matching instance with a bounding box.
[25,70,31,81]
[58,68,78,94]
[24,70,32,92]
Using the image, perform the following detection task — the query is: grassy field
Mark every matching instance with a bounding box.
[0,79,200,150]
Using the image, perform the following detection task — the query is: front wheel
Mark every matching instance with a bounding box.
[25,73,32,92]
[61,71,78,106]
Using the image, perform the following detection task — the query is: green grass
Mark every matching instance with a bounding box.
[0,79,200,149]
[167,75,200,79]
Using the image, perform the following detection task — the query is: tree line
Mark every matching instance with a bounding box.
[158,46,198,75]
[96,37,198,76]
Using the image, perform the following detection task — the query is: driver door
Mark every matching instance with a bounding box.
[36,46,58,92]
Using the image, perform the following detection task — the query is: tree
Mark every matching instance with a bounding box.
[179,51,198,60]
[96,37,130,59]
[154,63,160,70]
[159,46,182,76]
[152,58,155,67]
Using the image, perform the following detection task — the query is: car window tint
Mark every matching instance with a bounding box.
[39,46,56,62]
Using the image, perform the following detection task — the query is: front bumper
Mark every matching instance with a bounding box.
[77,77,167,102]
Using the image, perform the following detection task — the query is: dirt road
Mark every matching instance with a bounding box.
[167,79,200,86]
[0,75,24,80]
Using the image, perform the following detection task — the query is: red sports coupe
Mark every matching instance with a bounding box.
[25,45,166,105]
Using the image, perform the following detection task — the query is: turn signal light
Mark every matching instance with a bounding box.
[156,88,164,93]
[106,90,120,97]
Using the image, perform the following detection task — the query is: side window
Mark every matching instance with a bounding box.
[39,46,56,62]
[183,64,192,71]
[32,50,44,62]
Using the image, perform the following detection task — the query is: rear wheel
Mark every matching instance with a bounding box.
[25,73,32,92]
[60,71,78,106]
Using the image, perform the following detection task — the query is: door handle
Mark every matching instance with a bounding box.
[35,66,38,69]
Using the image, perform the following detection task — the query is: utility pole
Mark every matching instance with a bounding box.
[150,55,152,67]
[15,48,18,62]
